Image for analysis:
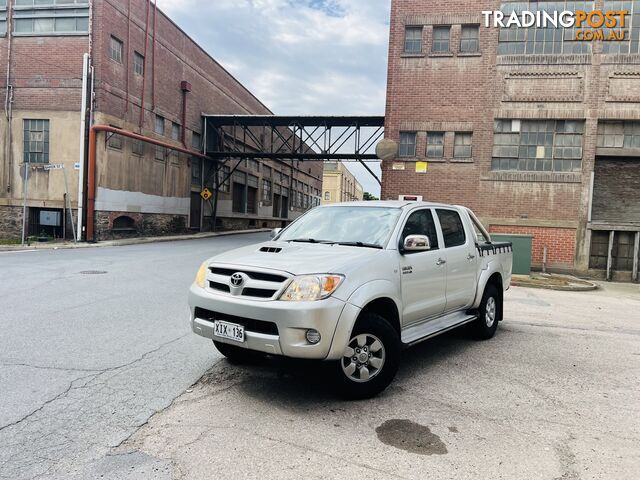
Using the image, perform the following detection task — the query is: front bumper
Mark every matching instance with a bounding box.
[188,283,361,360]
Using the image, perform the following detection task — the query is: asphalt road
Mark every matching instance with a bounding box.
[0,232,270,480]
[122,282,640,480]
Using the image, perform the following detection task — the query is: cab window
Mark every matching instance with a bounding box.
[401,209,439,249]
[436,209,466,248]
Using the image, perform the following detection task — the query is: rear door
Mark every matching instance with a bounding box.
[399,208,447,325]
[435,208,477,312]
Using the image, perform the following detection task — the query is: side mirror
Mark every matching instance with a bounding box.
[270,228,282,239]
[402,234,431,252]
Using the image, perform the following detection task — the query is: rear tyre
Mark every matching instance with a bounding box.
[213,340,264,364]
[334,312,400,400]
[472,284,501,340]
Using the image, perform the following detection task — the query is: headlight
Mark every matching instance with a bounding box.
[195,262,208,288]
[280,274,344,301]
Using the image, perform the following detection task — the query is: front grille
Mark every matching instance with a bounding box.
[210,267,287,283]
[194,307,278,336]
[210,281,230,293]
[242,288,277,298]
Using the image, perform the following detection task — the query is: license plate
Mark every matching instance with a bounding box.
[213,320,245,343]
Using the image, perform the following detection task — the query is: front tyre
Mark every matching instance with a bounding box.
[334,313,400,400]
[472,284,501,340]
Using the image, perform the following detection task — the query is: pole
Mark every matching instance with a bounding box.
[63,167,77,242]
[77,53,89,241]
[21,163,29,246]
[211,159,220,232]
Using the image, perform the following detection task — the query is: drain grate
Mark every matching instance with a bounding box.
[80,270,108,275]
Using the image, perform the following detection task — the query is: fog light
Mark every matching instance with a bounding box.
[306,329,321,344]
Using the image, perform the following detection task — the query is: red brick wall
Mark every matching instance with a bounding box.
[0,36,89,110]
[381,0,612,272]
[489,225,577,267]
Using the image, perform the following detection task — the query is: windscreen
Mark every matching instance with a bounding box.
[278,206,402,248]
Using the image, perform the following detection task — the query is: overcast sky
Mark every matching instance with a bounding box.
[161,0,391,196]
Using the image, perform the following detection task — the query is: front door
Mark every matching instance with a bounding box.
[435,208,477,312]
[399,208,447,326]
[190,192,202,229]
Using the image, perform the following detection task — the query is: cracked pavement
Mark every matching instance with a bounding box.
[0,233,269,479]
[123,282,640,480]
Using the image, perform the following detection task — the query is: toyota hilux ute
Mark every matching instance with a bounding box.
[189,201,512,399]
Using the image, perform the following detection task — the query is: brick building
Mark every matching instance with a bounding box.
[321,161,364,205]
[382,0,640,281]
[0,0,322,241]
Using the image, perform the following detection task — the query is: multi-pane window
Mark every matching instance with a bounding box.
[154,146,165,161]
[432,26,451,53]
[154,115,164,135]
[218,165,230,192]
[109,35,123,63]
[108,126,123,150]
[133,51,144,76]
[262,179,272,202]
[497,1,593,55]
[426,132,444,158]
[171,122,180,141]
[602,0,640,54]
[246,159,260,172]
[404,26,423,53]
[23,119,49,163]
[1,0,6,36]
[191,158,202,186]
[492,119,584,172]
[597,121,640,149]
[460,25,480,53]
[131,138,144,156]
[13,0,89,35]
[263,165,272,178]
[454,132,472,158]
[399,132,417,157]
[191,132,201,150]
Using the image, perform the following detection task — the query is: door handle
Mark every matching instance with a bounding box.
[467,253,476,260]
[436,258,446,266]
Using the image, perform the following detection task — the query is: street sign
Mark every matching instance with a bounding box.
[44,164,64,170]
[74,163,81,170]
[200,188,212,201]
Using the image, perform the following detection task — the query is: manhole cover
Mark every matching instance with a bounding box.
[80,270,108,275]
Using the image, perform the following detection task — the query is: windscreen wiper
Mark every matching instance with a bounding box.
[333,241,383,249]
[289,238,328,244]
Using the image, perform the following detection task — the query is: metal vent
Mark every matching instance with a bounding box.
[259,247,282,253]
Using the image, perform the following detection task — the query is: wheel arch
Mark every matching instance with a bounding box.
[483,272,504,321]
[358,297,401,336]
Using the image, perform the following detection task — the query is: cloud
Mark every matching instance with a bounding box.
[159,0,390,195]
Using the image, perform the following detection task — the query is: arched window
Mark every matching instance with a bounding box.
[112,215,136,230]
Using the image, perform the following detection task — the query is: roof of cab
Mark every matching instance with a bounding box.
[319,200,458,209]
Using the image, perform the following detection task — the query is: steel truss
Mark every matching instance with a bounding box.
[203,115,385,162]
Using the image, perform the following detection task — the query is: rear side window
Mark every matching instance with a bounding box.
[436,209,466,248]
[401,209,439,249]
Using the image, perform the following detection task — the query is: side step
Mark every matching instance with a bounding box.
[401,311,477,346]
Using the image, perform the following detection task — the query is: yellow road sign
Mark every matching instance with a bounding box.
[200,188,212,200]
